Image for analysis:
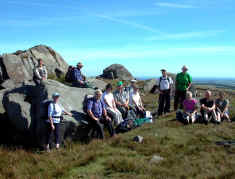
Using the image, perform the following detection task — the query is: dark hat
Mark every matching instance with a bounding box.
[161,69,166,72]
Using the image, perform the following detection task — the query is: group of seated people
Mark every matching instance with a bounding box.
[178,90,230,125]
[86,80,146,139]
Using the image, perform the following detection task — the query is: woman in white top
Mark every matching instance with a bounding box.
[130,85,145,118]
[103,84,123,126]
[46,93,72,151]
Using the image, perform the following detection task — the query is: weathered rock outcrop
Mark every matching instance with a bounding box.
[100,64,134,81]
[2,80,96,146]
[0,45,68,86]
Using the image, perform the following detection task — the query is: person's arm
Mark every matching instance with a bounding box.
[35,68,42,80]
[48,104,55,130]
[62,106,72,117]
[87,100,98,121]
[187,75,192,90]
[44,66,48,80]
[102,102,111,121]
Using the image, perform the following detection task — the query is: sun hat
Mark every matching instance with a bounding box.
[52,93,60,98]
[131,79,137,83]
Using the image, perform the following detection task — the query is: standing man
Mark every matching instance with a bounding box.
[157,69,174,116]
[174,65,192,111]
[72,62,88,88]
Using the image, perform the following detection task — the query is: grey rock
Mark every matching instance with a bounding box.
[0,45,68,84]
[87,78,107,90]
[101,64,134,81]
[150,155,164,164]
[2,79,95,146]
[133,136,144,143]
[143,79,157,93]
[1,79,17,89]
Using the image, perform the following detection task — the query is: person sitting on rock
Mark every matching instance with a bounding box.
[215,91,230,122]
[87,89,116,139]
[200,90,220,124]
[72,62,88,88]
[181,91,198,124]
[126,79,137,95]
[114,81,130,119]
[129,85,146,118]
[102,84,123,126]
[46,93,72,152]
[33,58,48,86]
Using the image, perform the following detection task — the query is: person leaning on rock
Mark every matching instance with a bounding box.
[45,93,72,152]
[87,89,116,139]
[174,65,192,110]
[33,58,48,86]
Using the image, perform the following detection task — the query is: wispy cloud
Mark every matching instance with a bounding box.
[146,30,224,40]
[96,15,163,34]
[155,2,196,8]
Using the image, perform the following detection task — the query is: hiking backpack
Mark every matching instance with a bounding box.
[40,100,53,120]
[82,95,94,113]
[65,66,75,83]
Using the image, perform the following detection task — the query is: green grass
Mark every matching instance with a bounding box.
[1,79,235,179]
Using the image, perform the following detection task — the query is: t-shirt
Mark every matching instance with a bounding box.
[200,98,214,113]
[48,103,65,124]
[157,76,173,91]
[176,72,192,91]
[114,90,129,105]
[87,98,105,118]
[35,66,48,80]
[215,98,229,112]
[183,99,197,112]
[130,92,141,107]
[103,92,115,108]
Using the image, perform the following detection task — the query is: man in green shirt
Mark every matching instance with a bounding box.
[174,65,192,110]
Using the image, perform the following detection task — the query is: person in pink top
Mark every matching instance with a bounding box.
[182,91,198,124]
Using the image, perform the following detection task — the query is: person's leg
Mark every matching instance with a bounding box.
[191,113,197,123]
[54,123,60,149]
[174,90,180,111]
[95,120,105,139]
[117,106,126,119]
[212,110,220,123]
[164,91,171,114]
[158,93,164,116]
[107,107,123,126]
[179,91,186,109]
[45,123,53,151]
[100,118,115,137]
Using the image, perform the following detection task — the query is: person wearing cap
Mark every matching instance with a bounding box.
[72,62,88,88]
[129,85,145,118]
[102,84,123,126]
[127,79,138,95]
[33,58,48,86]
[46,93,72,151]
[157,69,174,116]
[114,81,130,119]
[87,89,116,139]
[174,65,192,110]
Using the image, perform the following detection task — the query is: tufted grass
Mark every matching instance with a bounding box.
[0,79,235,179]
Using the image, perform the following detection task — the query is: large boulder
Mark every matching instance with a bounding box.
[87,78,107,90]
[2,80,95,146]
[143,79,157,93]
[101,64,134,81]
[0,45,68,85]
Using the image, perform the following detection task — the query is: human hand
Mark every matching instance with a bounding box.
[51,124,55,130]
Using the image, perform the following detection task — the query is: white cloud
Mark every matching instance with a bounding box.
[146,30,224,40]
[96,15,163,34]
[155,2,196,9]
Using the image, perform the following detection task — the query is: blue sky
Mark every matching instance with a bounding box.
[1,0,235,78]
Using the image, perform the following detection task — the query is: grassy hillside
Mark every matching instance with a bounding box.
[1,80,235,179]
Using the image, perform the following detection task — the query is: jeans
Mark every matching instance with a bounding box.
[158,90,171,116]
[174,90,187,110]
[45,123,60,145]
[89,117,115,139]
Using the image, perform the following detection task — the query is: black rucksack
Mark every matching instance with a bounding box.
[65,66,75,83]
[40,100,53,120]
[82,95,94,113]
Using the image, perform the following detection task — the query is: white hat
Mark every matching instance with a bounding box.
[131,79,137,83]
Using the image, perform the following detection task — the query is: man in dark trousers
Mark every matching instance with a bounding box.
[157,69,173,116]
[174,65,192,111]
